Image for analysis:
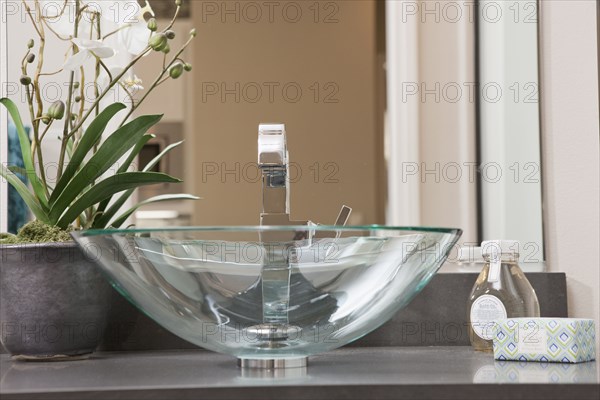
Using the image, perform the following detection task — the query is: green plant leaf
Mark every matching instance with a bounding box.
[66,137,74,159]
[7,165,28,176]
[0,164,49,223]
[9,166,56,191]
[78,210,88,228]
[0,98,48,208]
[48,114,163,223]
[51,102,126,203]
[110,194,200,228]
[94,133,155,219]
[143,140,184,172]
[55,171,180,229]
[118,134,156,174]
[91,140,184,228]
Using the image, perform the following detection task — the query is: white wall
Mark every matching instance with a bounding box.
[539,0,600,353]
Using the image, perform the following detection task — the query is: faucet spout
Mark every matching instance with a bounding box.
[258,124,290,218]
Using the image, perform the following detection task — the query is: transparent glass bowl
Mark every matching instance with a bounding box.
[72,226,461,361]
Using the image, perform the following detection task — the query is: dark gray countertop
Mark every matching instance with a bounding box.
[1,347,598,400]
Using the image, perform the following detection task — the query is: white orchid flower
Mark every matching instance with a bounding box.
[120,1,155,56]
[42,1,153,56]
[122,74,144,91]
[99,66,143,93]
[64,38,115,71]
[96,0,155,56]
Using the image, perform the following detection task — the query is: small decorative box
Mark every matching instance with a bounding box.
[493,318,596,363]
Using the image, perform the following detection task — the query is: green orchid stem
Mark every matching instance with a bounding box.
[98,60,113,82]
[93,13,101,158]
[22,1,42,38]
[94,13,101,119]
[118,82,136,106]
[166,6,182,31]
[24,0,50,196]
[31,120,54,201]
[57,0,80,180]
[88,12,102,213]
[78,65,85,136]
[39,121,53,141]
[120,35,195,125]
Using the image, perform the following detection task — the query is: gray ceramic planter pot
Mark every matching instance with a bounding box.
[0,242,111,360]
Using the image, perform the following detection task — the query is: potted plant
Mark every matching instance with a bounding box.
[0,0,198,360]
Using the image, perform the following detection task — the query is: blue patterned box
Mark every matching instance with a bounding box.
[493,318,596,363]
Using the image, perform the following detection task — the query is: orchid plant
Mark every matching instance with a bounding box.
[1,0,198,239]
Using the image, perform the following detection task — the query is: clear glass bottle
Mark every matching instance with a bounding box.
[467,240,540,352]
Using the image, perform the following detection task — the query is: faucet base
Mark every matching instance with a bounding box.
[237,357,308,370]
[246,323,302,341]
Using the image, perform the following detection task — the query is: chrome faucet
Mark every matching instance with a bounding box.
[258,124,308,227]
[258,123,352,239]
[251,123,352,369]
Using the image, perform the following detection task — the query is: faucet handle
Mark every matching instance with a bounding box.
[334,205,352,226]
[258,123,287,166]
[310,205,353,240]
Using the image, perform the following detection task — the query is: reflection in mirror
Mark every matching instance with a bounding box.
[386,1,544,272]
[478,0,543,266]
[1,1,544,271]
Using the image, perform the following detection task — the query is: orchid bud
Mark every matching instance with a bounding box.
[26,53,35,63]
[161,43,171,54]
[41,114,51,125]
[27,39,34,49]
[165,30,176,39]
[169,63,184,79]
[73,81,80,89]
[147,18,157,32]
[71,114,77,121]
[175,0,182,6]
[184,63,192,72]
[149,33,168,51]
[48,100,65,120]
[75,96,82,103]
[20,75,31,85]
[190,28,197,37]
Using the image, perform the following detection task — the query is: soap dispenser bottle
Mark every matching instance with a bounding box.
[467,240,540,351]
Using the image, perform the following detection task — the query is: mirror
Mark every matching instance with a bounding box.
[0,1,544,268]
[477,0,543,266]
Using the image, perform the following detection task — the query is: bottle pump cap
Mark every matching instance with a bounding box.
[481,240,520,260]
[457,246,484,263]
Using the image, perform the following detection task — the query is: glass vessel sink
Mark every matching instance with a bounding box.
[72,226,461,368]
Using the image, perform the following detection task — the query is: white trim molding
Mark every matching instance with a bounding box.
[539,0,600,350]
[385,0,421,226]
[0,0,8,233]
